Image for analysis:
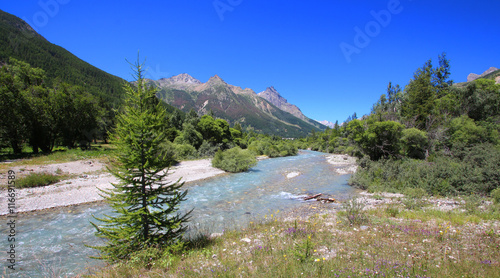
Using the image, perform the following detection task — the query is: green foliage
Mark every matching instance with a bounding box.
[400,53,452,129]
[247,138,297,158]
[491,188,500,204]
[447,115,489,148]
[363,121,404,160]
[0,10,126,107]
[340,197,368,226]
[126,242,185,270]
[463,194,481,215]
[197,140,221,158]
[401,128,428,159]
[385,203,400,217]
[402,188,428,210]
[293,235,314,263]
[306,54,500,198]
[351,144,500,196]
[458,79,500,121]
[90,59,190,262]
[0,58,104,153]
[212,147,257,173]
[173,143,197,160]
[16,172,60,188]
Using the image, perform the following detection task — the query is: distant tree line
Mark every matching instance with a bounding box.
[0,58,105,153]
[0,58,298,167]
[298,53,500,196]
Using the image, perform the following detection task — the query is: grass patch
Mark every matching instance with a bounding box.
[0,145,116,171]
[89,201,500,278]
[16,172,61,188]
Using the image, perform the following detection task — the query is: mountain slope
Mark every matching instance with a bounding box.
[257,86,325,129]
[0,9,125,106]
[455,67,500,88]
[151,74,325,137]
[467,67,499,82]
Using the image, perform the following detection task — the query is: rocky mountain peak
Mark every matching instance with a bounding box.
[317,120,335,129]
[467,67,499,82]
[258,86,287,104]
[207,74,226,84]
[158,73,201,85]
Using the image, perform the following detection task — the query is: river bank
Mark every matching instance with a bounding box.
[0,152,357,215]
[0,159,226,215]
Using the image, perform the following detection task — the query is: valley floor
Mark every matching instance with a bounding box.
[0,159,226,215]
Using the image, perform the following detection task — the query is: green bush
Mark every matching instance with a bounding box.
[197,140,221,158]
[340,197,369,226]
[17,172,60,188]
[385,203,400,217]
[350,144,500,197]
[490,188,500,204]
[401,128,428,159]
[173,143,197,159]
[212,147,257,173]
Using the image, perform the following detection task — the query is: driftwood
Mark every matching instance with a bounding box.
[304,193,322,200]
[304,193,337,203]
[316,197,337,203]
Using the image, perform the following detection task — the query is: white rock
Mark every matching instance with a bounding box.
[286,172,300,179]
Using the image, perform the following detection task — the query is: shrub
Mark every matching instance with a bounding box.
[173,143,197,159]
[197,140,220,158]
[401,128,428,159]
[350,145,500,197]
[212,147,257,173]
[340,197,368,226]
[402,187,428,210]
[463,194,481,214]
[491,188,500,204]
[385,203,400,217]
[17,172,60,188]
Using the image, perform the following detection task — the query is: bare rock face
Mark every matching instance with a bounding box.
[317,120,335,128]
[467,67,499,82]
[156,73,202,90]
[257,86,307,120]
[495,76,500,84]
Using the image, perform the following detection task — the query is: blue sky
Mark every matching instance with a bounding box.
[2,0,499,123]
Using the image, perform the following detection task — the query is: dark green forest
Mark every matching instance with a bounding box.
[298,54,500,196]
[0,10,125,107]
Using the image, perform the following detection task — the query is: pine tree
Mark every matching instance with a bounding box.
[90,58,190,262]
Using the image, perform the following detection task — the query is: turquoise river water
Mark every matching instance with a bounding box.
[1,150,356,277]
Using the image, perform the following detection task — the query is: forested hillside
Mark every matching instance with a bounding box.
[0,9,125,106]
[299,53,500,196]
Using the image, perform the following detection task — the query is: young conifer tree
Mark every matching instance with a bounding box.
[90,58,190,262]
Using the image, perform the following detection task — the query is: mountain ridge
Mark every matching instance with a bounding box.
[149,74,326,137]
[0,9,126,106]
[467,67,499,82]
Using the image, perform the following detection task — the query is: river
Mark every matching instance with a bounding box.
[1,150,356,277]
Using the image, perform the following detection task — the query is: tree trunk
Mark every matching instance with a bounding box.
[304,193,322,200]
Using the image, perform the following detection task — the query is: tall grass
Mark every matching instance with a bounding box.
[0,145,116,171]
[89,199,500,278]
[15,172,60,188]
